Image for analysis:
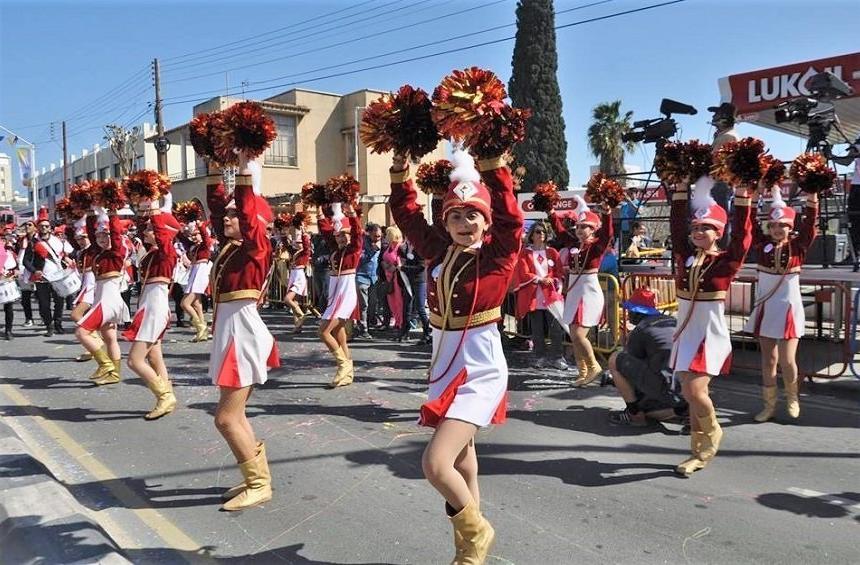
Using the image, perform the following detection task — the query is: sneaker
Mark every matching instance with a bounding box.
[609,409,649,427]
[533,357,547,369]
[44,325,54,337]
[551,358,569,371]
[23,320,33,327]
[2,331,12,341]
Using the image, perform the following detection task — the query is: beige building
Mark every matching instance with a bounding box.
[0,153,12,203]
[158,88,447,226]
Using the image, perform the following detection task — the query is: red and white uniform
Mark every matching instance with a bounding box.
[744,201,817,339]
[206,174,279,388]
[511,245,563,318]
[123,213,181,343]
[669,189,752,376]
[74,217,98,306]
[30,234,68,282]
[185,224,213,295]
[319,216,363,320]
[288,232,311,296]
[1,243,19,304]
[390,156,523,428]
[78,215,132,331]
[550,211,613,327]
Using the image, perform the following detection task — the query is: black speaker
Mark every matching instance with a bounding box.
[804,234,849,264]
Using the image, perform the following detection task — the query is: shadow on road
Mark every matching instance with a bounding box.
[69,477,224,511]
[125,542,398,564]
[0,404,143,422]
[756,492,859,519]
[185,400,418,425]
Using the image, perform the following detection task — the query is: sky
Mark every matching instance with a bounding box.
[1,0,857,199]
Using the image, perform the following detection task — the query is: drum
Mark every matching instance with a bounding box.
[0,279,21,305]
[47,269,82,298]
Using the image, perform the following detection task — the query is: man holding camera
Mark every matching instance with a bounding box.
[710,103,738,248]
[831,136,860,269]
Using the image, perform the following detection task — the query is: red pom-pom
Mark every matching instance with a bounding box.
[218,101,277,163]
[759,154,786,188]
[431,67,508,141]
[416,160,454,196]
[122,169,171,205]
[174,200,203,224]
[586,172,626,208]
[69,182,94,214]
[654,142,686,185]
[712,137,766,186]
[683,140,713,180]
[300,182,329,207]
[531,181,560,213]
[189,112,220,163]
[326,174,361,206]
[273,212,292,231]
[789,152,836,194]
[467,105,531,160]
[54,197,74,220]
[92,179,127,210]
[360,85,440,158]
[291,211,310,228]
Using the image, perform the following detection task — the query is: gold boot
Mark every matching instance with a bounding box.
[328,348,353,388]
[89,347,116,382]
[449,500,495,565]
[144,376,177,420]
[697,412,723,462]
[675,430,707,477]
[754,385,778,422]
[222,442,264,501]
[783,376,800,419]
[574,348,603,387]
[221,443,273,511]
[191,316,209,342]
[94,357,122,386]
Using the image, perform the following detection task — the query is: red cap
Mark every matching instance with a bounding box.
[576,209,602,229]
[622,287,661,315]
[53,225,66,235]
[691,203,728,235]
[441,179,492,223]
[37,206,50,223]
[769,206,796,225]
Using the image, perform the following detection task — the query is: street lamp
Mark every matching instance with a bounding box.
[353,106,365,180]
[0,124,37,219]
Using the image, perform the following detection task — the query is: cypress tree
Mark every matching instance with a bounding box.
[509,0,569,191]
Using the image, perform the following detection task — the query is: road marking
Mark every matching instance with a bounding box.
[787,486,860,512]
[0,383,201,552]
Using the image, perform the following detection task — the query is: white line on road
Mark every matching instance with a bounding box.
[787,487,860,512]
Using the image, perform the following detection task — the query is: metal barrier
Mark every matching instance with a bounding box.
[619,272,855,381]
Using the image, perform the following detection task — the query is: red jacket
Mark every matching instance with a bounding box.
[551,210,613,274]
[512,246,563,318]
[318,216,364,274]
[291,232,312,268]
[670,188,752,300]
[389,156,523,330]
[138,213,181,285]
[189,223,213,263]
[207,174,273,303]
[93,215,126,280]
[752,201,817,274]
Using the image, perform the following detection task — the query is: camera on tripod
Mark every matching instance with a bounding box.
[622,98,697,144]
[773,71,854,149]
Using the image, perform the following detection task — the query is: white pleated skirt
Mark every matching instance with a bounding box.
[670,298,731,376]
[75,270,96,306]
[123,283,170,343]
[185,261,211,295]
[209,299,279,388]
[562,272,604,327]
[288,267,308,296]
[743,272,805,340]
[77,277,130,331]
[323,272,358,320]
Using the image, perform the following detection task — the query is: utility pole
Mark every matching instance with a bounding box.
[152,58,169,174]
[62,120,69,196]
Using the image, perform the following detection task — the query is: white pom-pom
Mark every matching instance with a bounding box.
[247,160,263,195]
[571,194,589,213]
[449,145,480,184]
[160,192,173,213]
[770,186,786,209]
[691,175,716,213]
[74,216,86,229]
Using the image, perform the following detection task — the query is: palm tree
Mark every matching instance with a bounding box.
[587,101,636,181]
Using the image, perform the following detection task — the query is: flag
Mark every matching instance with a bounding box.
[6,135,18,147]
[16,147,33,188]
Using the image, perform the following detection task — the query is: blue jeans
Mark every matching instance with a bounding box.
[400,274,429,337]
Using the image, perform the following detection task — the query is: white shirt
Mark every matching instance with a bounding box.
[529,247,549,310]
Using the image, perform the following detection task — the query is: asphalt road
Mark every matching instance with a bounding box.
[1,307,858,564]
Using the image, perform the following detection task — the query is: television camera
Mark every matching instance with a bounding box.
[621,98,698,145]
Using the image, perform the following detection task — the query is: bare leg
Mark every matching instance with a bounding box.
[608,351,636,402]
[214,386,257,463]
[149,342,169,378]
[777,338,799,387]
[75,325,102,353]
[335,323,350,359]
[318,318,341,352]
[101,325,121,361]
[180,292,196,320]
[453,438,480,506]
[127,341,159,386]
[422,418,479,510]
[679,371,714,418]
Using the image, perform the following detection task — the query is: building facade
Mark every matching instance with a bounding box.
[159,88,447,226]
[0,153,12,203]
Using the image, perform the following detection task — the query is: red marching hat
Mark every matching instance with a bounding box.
[441,147,492,223]
[690,176,727,236]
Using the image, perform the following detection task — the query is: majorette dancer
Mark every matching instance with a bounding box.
[669,175,752,476]
[389,147,523,564]
[122,193,182,420]
[744,187,817,422]
[317,203,363,388]
[182,219,213,342]
[1,225,20,340]
[69,216,100,362]
[75,207,132,386]
[285,214,311,333]
[206,153,279,511]
[549,195,614,386]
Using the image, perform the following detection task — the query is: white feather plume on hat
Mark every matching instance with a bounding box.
[691,175,716,213]
[449,145,480,184]
[571,194,589,214]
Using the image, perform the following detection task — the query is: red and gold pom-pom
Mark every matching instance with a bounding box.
[93,179,127,210]
[54,197,73,220]
[174,200,203,224]
[326,174,361,206]
[273,212,292,231]
[291,211,310,228]
[300,182,329,206]
[416,159,454,196]
[712,137,766,186]
[789,152,836,194]
[467,105,531,160]
[759,154,786,188]
[122,169,171,204]
[360,85,440,158]
[69,182,94,213]
[531,181,560,213]
[431,67,508,141]
[654,142,685,185]
[586,172,626,208]
[189,112,219,162]
[220,101,277,161]
[683,140,713,180]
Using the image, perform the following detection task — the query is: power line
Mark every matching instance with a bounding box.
[163,0,506,88]
[160,0,379,64]
[165,0,634,107]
